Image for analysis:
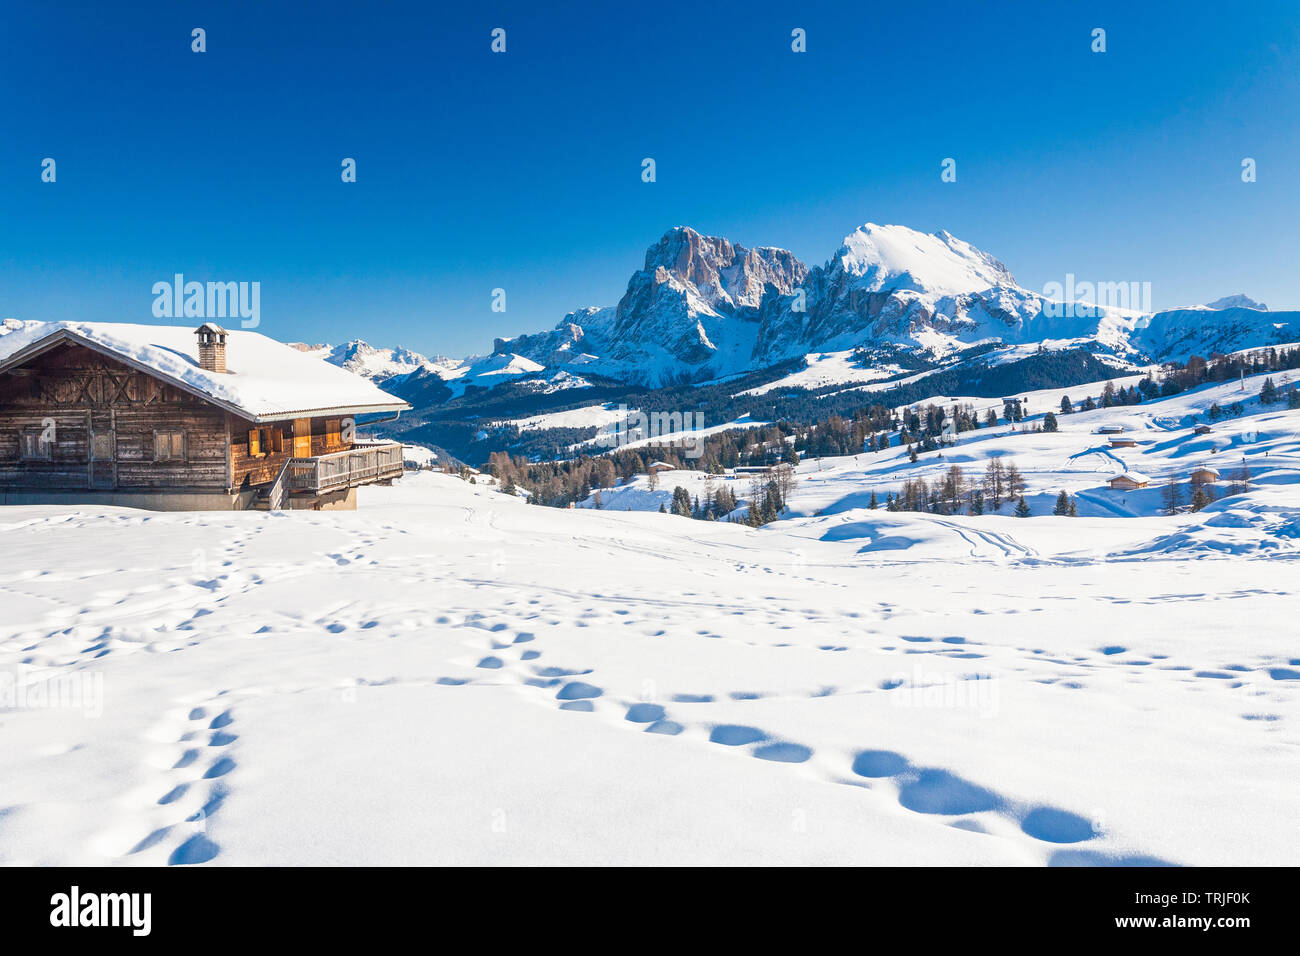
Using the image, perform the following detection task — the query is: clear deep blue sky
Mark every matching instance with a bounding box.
[2,0,1297,357]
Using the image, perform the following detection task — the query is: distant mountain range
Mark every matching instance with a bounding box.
[273,224,1298,400]
[4,224,1295,408]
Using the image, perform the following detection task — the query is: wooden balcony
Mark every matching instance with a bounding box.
[286,441,405,495]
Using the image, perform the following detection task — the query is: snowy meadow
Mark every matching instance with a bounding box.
[2,368,1298,866]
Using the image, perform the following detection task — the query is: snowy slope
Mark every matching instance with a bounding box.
[582,368,1298,528]
[1,458,1297,865]
[1131,307,1300,362]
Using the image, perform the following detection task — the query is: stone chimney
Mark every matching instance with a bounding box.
[195,323,228,373]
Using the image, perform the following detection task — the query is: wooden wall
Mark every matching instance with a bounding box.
[2,341,359,495]
[0,342,228,492]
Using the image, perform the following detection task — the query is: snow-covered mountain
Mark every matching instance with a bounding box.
[1204,294,1267,311]
[494,223,1210,388]
[290,339,458,384]
[495,227,808,386]
[752,224,1141,365]
[0,318,42,338]
[1131,305,1298,360]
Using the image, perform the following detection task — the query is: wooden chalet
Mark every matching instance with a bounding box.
[1107,471,1150,491]
[0,322,410,511]
[1189,466,1220,485]
[1108,437,1138,448]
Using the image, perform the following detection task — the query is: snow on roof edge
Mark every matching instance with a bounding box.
[0,321,410,421]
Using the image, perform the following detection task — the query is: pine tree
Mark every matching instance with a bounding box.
[1014,496,1031,517]
[1043,412,1059,433]
[1067,496,1078,517]
[1191,486,1209,512]
[1260,377,1278,404]
[1052,490,1071,515]
[1059,395,1073,414]
[868,490,878,509]
[909,444,919,463]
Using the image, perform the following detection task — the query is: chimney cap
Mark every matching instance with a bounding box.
[195,322,228,339]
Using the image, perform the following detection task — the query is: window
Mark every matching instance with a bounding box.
[248,427,283,457]
[154,430,185,461]
[325,418,341,449]
[20,430,52,460]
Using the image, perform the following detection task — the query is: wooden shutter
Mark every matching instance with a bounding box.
[249,428,260,456]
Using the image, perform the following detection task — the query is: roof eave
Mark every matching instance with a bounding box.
[250,403,410,424]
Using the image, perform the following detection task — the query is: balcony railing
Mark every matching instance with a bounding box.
[287,441,405,495]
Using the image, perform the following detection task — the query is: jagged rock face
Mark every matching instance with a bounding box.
[497,227,808,384]
[602,227,807,375]
[636,227,807,313]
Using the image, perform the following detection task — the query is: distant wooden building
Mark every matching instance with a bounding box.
[0,322,410,511]
[1193,424,1213,436]
[1108,471,1150,491]
[1108,437,1138,448]
[647,461,675,474]
[1189,466,1220,485]
[1097,425,1125,435]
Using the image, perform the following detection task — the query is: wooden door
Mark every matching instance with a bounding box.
[90,411,116,489]
[293,418,312,458]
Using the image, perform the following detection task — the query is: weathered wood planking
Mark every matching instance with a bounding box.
[1,342,354,494]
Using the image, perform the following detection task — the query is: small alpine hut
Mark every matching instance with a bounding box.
[1193,424,1214,436]
[647,461,675,474]
[1108,436,1138,448]
[1189,465,1220,485]
[0,321,410,511]
[1108,471,1150,491]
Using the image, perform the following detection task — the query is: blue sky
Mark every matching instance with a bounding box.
[2,0,1298,357]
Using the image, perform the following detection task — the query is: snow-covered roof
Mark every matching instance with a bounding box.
[1191,465,1220,476]
[1110,471,1150,483]
[0,322,410,423]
